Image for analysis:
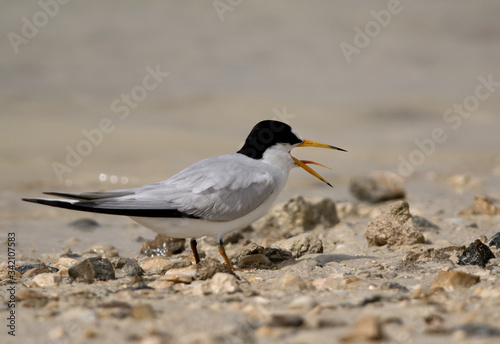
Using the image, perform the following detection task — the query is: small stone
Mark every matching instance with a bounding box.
[268,313,304,327]
[253,195,339,238]
[19,263,59,278]
[209,273,241,294]
[431,271,480,291]
[31,273,61,288]
[279,273,307,291]
[163,265,197,284]
[273,233,323,258]
[237,254,272,268]
[349,171,405,203]
[131,304,155,320]
[140,257,172,272]
[404,248,451,262]
[56,257,79,268]
[459,194,500,216]
[69,218,100,231]
[340,315,384,342]
[140,234,185,257]
[194,257,232,280]
[68,257,115,283]
[488,232,500,249]
[87,244,119,258]
[365,200,425,246]
[114,258,144,278]
[458,239,496,267]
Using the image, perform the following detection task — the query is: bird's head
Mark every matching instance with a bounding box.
[237,120,346,187]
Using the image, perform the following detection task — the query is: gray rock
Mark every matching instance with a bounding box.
[364,200,425,246]
[488,232,500,249]
[458,239,496,268]
[113,258,144,278]
[253,195,339,238]
[349,171,405,203]
[232,243,294,268]
[273,233,323,258]
[69,257,115,283]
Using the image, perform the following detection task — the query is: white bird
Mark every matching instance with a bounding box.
[23,120,346,269]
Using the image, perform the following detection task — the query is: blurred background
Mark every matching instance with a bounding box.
[1,1,499,255]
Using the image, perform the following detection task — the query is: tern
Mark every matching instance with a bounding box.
[23,120,346,269]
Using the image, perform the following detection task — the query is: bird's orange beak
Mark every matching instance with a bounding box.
[291,139,346,188]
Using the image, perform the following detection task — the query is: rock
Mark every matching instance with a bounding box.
[56,257,79,268]
[412,215,440,231]
[268,313,304,327]
[140,234,185,257]
[340,315,384,342]
[487,232,500,249]
[279,273,307,291]
[68,218,100,231]
[232,243,294,267]
[312,278,341,291]
[114,258,144,278]
[272,233,323,258]
[31,273,61,287]
[288,296,318,310]
[364,201,425,246]
[87,244,119,258]
[253,195,339,238]
[69,257,116,283]
[458,239,495,267]
[18,263,59,278]
[459,194,500,216]
[208,272,241,294]
[163,265,197,283]
[194,257,232,281]
[349,171,405,203]
[431,271,480,291]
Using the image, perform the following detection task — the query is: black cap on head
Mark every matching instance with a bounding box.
[237,120,302,159]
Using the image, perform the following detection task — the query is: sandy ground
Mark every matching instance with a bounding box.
[1,1,500,343]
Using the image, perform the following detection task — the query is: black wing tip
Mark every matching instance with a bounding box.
[22,198,41,204]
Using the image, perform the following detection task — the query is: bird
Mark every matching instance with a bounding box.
[23,120,346,269]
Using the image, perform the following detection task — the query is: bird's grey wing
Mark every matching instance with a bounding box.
[135,154,277,221]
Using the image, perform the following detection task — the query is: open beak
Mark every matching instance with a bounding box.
[292,139,346,188]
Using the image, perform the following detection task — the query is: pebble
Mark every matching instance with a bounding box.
[459,194,500,216]
[163,265,197,284]
[458,239,496,268]
[56,257,79,268]
[195,257,232,280]
[405,248,452,262]
[232,243,294,267]
[312,278,341,291]
[140,234,185,257]
[19,263,59,278]
[69,257,116,283]
[31,273,61,288]
[114,258,144,278]
[364,200,425,246]
[487,232,500,249]
[253,195,339,238]
[380,282,409,293]
[206,272,241,294]
[340,315,384,342]
[237,254,272,268]
[87,243,119,258]
[279,273,307,291]
[349,171,405,203]
[431,270,480,291]
[272,233,323,258]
